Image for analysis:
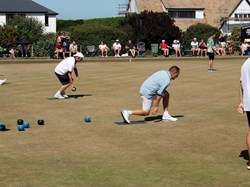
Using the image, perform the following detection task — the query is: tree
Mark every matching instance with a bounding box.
[8,15,44,43]
[121,11,181,49]
[227,27,241,54]
[0,25,19,45]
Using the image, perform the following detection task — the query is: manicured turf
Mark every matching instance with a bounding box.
[0,57,250,186]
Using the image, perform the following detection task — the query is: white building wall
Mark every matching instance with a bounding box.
[0,14,6,26]
[129,0,139,13]
[0,13,56,33]
[27,13,56,33]
[46,16,57,33]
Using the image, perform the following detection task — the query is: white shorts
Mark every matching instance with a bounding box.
[141,96,155,112]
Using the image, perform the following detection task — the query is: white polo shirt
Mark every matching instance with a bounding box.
[55,57,76,75]
[113,42,121,50]
[241,58,250,111]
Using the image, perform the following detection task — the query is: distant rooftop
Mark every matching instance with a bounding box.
[0,0,58,15]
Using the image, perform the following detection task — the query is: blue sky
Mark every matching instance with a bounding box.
[33,0,126,20]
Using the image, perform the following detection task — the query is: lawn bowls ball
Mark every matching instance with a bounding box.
[23,122,30,128]
[17,119,24,125]
[71,86,77,92]
[18,125,25,131]
[37,119,44,125]
[84,117,91,122]
[0,124,6,131]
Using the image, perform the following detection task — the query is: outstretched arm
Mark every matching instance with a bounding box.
[74,68,79,81]
[238,81,244,114]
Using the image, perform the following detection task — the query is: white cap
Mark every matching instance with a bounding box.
[116,39,119,42]
[73,52,84,58]
[162,40,165,42]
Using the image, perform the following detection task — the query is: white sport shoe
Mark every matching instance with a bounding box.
[0,79,6,85]
[162,114,177,122]
[54,92,65,99]
[61,92,68,98]
[121,110,130,124]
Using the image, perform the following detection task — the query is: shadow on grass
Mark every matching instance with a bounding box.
[48,94,92,100]
[114,120,146,125]
[239,150,249,161]
[145,115,184,123]
[0,128,11,132]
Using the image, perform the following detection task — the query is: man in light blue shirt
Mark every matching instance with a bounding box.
[121,66,180,124]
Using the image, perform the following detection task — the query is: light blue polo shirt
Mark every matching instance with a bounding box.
[140,70,171,99]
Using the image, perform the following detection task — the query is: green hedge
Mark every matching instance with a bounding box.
[69,25,129,55]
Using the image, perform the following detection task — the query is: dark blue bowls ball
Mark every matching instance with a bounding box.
[84,117,91,122]
[37,119,44,125]
[17,125,25,131]
[0,124,6,131]
[71,86,76,92]
[17,119,24,125]
[23,122,30,128]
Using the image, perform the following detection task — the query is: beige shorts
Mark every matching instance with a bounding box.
[141,96,155,112]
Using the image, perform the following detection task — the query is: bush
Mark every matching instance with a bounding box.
[33,33,56,57]
[181,23,220,49]
[69,25,129,55]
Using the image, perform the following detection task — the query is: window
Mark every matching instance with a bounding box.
[45,15,49,26]
[235,13,250,18]
[169,11,195,19]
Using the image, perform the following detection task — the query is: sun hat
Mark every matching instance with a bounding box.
[73,52,84,58]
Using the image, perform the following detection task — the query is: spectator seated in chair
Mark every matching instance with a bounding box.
[226,41,233,55]
[99,41,110,57]
[69,40,78,57]
[113,39,121,57]
[191,38,200,56]
[172,40,182,57]
[198,39,207,57]
[240,40,250,56]
[215,42,226,56]
[159,39,170,57]
[125,40,137,58]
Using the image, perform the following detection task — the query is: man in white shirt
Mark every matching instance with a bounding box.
[69,40,78,57]
[54,52,84,99]
[113,39,121,57]
[191,38,200,56]
[238,58,250,170]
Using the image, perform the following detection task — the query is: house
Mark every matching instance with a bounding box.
[122,0,250,34]
[0,0,58,33]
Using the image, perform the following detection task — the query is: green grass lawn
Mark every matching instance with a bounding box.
[0,57,250,187]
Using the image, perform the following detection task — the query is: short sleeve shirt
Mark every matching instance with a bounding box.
[241,58,250,111]
[140,70,171,99]
[207,37,214,53]
[191,41,199,48]
[113,43,121,50]
[55,57,76,75]
[160,43,168,49]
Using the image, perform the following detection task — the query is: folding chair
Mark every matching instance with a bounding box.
[85,45,97,57]
[137,42,146,57]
